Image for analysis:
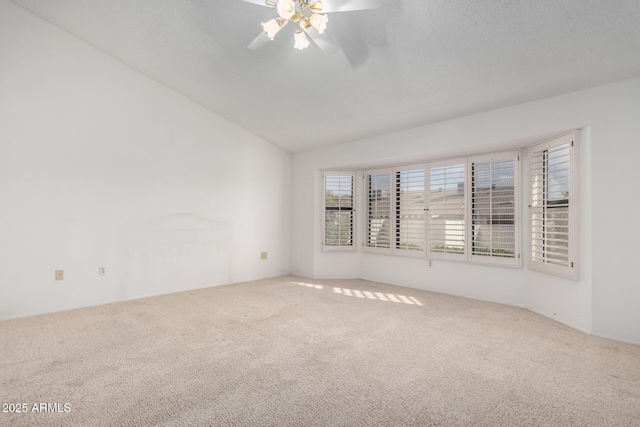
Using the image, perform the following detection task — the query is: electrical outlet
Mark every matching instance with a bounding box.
[99,266,106,276]
[55,270,64,280]
[428,260,432,267]
[260,252,268,260]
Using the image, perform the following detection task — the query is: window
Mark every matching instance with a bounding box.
[394,166,426,256]
[365,169,392,251]
[323,134,580,274]
[427,159,466,261]
[470,151,520,266]
[529,133,578,279]
[365,153,520,265]
[323,171,355,251]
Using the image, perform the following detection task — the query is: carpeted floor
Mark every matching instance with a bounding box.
[1,275,639,426]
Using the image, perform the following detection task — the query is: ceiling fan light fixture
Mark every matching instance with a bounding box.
[309,13,328,33]
[294,28,310,50]
[245,0,381,52]
[276,0,296,20]
[262,18,285,39]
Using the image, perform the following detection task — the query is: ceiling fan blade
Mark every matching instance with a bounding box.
[303,28,340,54]
[320,0,381,13]
[239,0,276,7]
[248,31,271,50]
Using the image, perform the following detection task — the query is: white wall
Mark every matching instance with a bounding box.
[292,77,640,345]
[0,1,291,320]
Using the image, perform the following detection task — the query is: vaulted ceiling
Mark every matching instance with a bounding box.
[11,0,640,153]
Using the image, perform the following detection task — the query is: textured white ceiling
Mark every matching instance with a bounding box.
[10,0,640,153]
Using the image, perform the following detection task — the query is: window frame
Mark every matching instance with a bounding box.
[363,152,523,266]
[528,132,579,279]
[321,132,581,277]
[469,150,521,267]
[322,170,356,252]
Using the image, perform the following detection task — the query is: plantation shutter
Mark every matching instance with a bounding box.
[394,165,426,255]
[427,159,466,260]
[365,169,392,252]
[323,172,355,251]
[470,151,519,266]
[529,133,578,279]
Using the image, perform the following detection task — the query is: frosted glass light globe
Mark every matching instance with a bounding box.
[262,19,283,40]
[310,14,328,34]
[294,30,310,50]
[277,0,296,20]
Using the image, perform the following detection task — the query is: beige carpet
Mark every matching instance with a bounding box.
[1,275,639,426]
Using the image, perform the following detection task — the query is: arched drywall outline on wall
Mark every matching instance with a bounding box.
[121,214,233,297]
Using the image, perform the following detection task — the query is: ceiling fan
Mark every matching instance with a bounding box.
[241,0,381,53]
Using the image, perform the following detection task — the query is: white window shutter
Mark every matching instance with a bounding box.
[323,171,355,251]
[394,165,426,256]
[365,169,392,252]
[529,133,578,279]
[470,151,520,266]
[427,159,466,260]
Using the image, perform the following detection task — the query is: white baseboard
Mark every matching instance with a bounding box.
[526,307,592,336]
[591,332,640,347]
[0,281,228,322]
